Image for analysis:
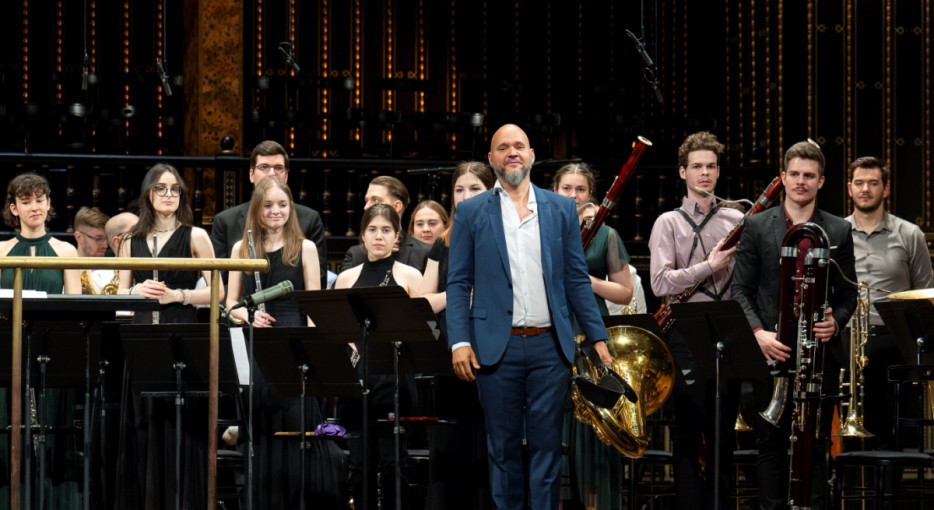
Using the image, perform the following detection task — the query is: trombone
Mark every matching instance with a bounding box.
[835,281,873,438]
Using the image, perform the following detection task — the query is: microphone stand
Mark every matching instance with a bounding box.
[245,305,257,510]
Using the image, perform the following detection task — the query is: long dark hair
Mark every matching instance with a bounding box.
[359,204,401,257]
[127,163,193,239]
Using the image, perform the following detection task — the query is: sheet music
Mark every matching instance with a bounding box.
[0,289,49,299]
[229,327,251,386]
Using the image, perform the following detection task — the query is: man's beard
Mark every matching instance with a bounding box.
[493,162,531,187]
[854,196,884,213]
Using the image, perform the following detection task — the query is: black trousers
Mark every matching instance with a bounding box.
[667,329,741,510]
[751,344,842,510]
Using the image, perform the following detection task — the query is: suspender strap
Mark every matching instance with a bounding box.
[674,206,729,300]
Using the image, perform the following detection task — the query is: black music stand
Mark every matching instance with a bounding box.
[120,324,241,510]
[667,301,769,510]
[247,326,360,510]
[875,298,934,365]
[0,295,157,510]
[294,287,441,510]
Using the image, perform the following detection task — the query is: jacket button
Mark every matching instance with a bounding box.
[506,310,512,315]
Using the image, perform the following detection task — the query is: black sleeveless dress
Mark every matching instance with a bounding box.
[240,247,305,326]
[129,226,200,324]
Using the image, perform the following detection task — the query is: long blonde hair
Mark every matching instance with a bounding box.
[237,176,304,266]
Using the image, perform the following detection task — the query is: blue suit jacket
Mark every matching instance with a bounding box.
[446,185,608,366]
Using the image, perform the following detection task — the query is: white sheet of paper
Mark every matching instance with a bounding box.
[229,327,250,386]
[0,289,48,299]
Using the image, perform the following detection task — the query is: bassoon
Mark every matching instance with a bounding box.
[580,136,652,251]
[653,175,784,332]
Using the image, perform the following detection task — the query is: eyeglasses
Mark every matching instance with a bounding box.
[253,164,288,175]
[152,185,182,197]
[79,231,108,244]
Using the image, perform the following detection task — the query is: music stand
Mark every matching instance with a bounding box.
[875,298,934,365]
[667,301,769,510]
[247,326,361,510]
[120,324,241,510]
[294,287,440,510]
[0,295,157,510]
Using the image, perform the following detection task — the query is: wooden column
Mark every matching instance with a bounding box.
[183,0,243,223]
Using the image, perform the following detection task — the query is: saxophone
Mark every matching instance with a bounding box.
[758,222,831,509]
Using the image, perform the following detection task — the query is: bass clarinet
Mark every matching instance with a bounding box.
[654,175,784,332]
[580,136,652,251]
[759,222,831,509]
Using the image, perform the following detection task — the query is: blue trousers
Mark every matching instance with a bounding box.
[475,331,570,510]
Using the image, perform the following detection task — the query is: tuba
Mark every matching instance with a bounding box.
[571,326,675,457]
[758,222,831,509]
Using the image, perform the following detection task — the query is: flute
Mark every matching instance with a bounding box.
[152,235,160,324]
[247,230,267,314]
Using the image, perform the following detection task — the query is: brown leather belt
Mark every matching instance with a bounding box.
[510,326,551,337]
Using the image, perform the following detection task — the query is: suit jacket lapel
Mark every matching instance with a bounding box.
[535,187,554,280]
[487,192,512,281]
[769,207,786,254]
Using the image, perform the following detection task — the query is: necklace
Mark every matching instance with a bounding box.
[153,222,180,234]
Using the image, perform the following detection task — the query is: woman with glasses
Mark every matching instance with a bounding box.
[0,172,81,293]
[117,162,215,324]
[114,163,217,510]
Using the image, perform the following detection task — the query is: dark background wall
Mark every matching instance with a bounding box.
[0,0,930,260]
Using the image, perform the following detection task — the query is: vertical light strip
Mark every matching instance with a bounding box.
[725,1,732,164]
[320,0,329,152]
[56,0,63,102]
[384,0,394,115]
[807,1,814,131]
[844,0,855,175]
[353,0,362,141]
[255,0,264,116]
[448,0,457,150]
[765,0,772,161]
[750,0,757,153]
[777,0,784,153]
[289,0,297,150]
[156,0,164,147]
[884,0,893,175]
[91,0,97,144]
[417,0,426,113]
[606,3,613,115]
[680,1,687,122]
[926,0,932,227]
[122,1,131,144]
[56,0,63,137]
[21,0,29,151]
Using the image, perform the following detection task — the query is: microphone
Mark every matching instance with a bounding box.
[627,29,664,104]
[278,43,301,73]
[231,280,294,310]
[82,53,89,91]
[625,29,654,67]
[156,58,173,97]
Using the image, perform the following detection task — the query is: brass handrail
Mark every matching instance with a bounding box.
[1,257,268,510]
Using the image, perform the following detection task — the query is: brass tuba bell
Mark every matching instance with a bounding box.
[571,325,675,457]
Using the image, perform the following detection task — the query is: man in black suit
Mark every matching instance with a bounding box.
[341,175,431,273]
[211,140,328,290]
[732,140,857,510]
